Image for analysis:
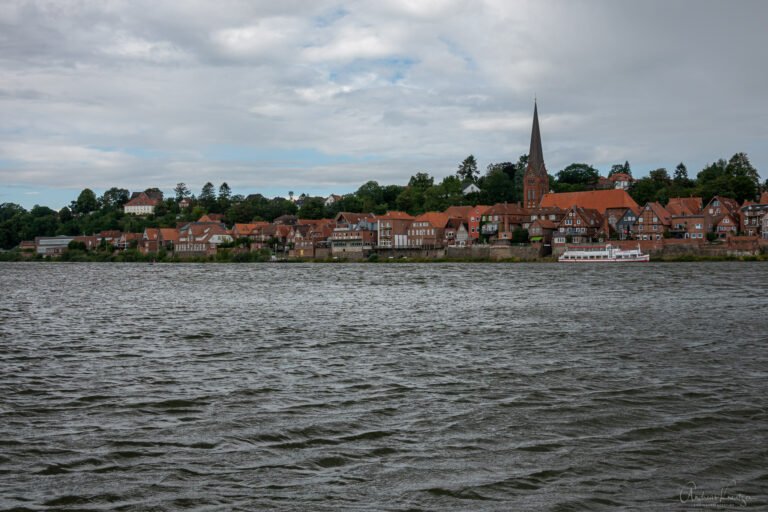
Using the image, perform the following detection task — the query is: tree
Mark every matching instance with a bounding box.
[408,172,434,189]
[556,163,599,188]
[609,161,632,177]
[298,197,326,219]
[673,163,688,182]
[649,168,671,184]
[457,155,478,183]
[726,152,760,193]
[480,167,515,204]
[75,188,98,214]
[100,187,130,210]
[218,182,231,201]
[218,182,232,211]
[58,206,73,223]
[174,182,191,202]
[356,181,384,212]
[199,182,216,211]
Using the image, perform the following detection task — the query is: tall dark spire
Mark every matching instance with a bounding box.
[523,100,550,209]
[527,100,546,177]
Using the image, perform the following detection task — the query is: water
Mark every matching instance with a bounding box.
[1,262,766,510]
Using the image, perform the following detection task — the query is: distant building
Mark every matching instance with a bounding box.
[608,172,634,190]
[34,236,75,256]
[462,183,480,195]
[124,192,160,215]
[324,194,342,207]
[376,211,414,249]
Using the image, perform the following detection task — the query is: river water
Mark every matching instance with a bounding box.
[1,262,766,510]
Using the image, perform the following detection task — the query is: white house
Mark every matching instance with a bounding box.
[124,192,160,215]
[462,183,481,195]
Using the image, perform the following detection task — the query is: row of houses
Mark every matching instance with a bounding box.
[27,190,768,258]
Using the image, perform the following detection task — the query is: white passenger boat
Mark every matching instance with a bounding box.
[558,244,650,263]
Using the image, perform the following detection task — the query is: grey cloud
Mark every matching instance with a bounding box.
[1,0,766,207]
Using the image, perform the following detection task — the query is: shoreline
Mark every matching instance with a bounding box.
[1,252,766,264]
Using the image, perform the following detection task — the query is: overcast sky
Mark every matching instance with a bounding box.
[1,0,766,209]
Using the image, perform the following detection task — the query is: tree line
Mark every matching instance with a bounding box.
[0,152,764,250]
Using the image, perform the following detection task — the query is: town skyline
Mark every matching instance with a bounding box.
[2,1,767,210]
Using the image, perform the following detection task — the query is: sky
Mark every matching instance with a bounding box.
[1,0,767,210]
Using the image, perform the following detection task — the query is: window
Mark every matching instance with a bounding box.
[576,219,581,225]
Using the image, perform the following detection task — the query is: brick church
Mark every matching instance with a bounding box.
[523,101,550,210]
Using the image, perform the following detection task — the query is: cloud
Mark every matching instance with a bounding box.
[0,0,766,209]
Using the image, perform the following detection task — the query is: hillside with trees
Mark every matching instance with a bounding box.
[0,152,764,250]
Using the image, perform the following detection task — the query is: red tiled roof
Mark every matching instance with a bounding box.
[125,193,159,207]
[378,210,414,220]
[608,173,633,182]
[414,211,450,228]
[532,219,558,229]
[644,202,672,223]
[666,197,702,216]
[144,228,160,241]
[159,228,179,243]
[485,202,527,215]
[540,189,639,214]
[443,206,474,219]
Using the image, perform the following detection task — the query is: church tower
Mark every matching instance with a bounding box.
[523,101,550,210]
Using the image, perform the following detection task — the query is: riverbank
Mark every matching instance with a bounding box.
[2,250,766,263]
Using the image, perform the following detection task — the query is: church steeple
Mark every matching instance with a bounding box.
[527,100,546,177]
[523,100,550,209]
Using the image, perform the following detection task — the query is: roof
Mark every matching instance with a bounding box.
[144,228,160,241]
[666,197,702,216]
[540,189,639,214]
[760,192,768,204]
[531,218,558,229]
[125,192,159,207]
[197,214,225,223]
[707,196,740,214]
[443,205,474,219]
[159,228,179,243]
[413,211,450,228]
[644,202,672,223]
[377,210,414,220]
[335,212,373,225]
[485,202,527,216]
[525,101,547,178]
[608,172,633,182]
[567,206,603,226]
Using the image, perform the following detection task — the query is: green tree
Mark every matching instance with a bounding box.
[174,182,191,202]
[298,197,326,219]
[408,172,434,189]
[480,167,515,204]
[199,182,216,211]
[556,163,599,188]
[58,206,73,223]
[457,155,478,183]
[100,187,129,210]
[75,188,98,214]
[356,181,384,212]
[726,152,760,195]
[649,168,671,184]
[608,161,632,177]
[218,182,232,211]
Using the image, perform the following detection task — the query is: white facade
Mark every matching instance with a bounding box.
[124,204,156,215]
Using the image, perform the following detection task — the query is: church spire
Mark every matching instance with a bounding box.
[527,100,546,177]
[523,100,550,209]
